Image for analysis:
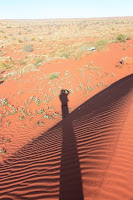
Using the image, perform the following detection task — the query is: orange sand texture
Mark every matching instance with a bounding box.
[0,20,133,199]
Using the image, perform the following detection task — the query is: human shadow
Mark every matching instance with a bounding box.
[59,89,84,200]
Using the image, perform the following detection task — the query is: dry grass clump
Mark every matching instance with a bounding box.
[0,58,15,71]
[18,64,38,74]
[0,62,12,70]
[23,44,34,52]
[95,39,108,52]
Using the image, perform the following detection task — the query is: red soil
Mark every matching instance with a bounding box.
[0,39,133,199]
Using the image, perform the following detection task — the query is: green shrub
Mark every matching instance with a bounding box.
[116,34,126,42]
[18,40,23,43]
[48,72,60,79]
[35,58,43,66]
[60,53,70,59]
[23,44,34,52]
[0,62,12,69]
[126,36,131,40]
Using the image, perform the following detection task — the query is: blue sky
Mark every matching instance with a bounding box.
[0,0,133,19]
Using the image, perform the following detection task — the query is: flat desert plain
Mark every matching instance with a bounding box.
[0,17,133,200]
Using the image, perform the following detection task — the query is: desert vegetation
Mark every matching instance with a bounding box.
[0,17,133,137]
[0,18,132,124]
[0,18,133,70]
[0,16,133,200]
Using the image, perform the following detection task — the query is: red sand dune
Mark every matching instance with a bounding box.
[0,74,132,200]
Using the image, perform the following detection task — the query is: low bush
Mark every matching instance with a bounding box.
[34,58,43,66]
[18,40,23,43]
[19,59,27,65]
[116,34,126,42]
[60,53,70,59]
[0,62,12,70]
[48,72,60,79]
[23,44,34,52]
[95,39,108,51]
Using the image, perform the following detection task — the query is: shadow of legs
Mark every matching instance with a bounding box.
[59,120,83,200]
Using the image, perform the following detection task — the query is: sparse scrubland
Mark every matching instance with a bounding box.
[0,17,133,155]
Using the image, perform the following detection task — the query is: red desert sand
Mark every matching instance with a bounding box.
[0,38,133,199]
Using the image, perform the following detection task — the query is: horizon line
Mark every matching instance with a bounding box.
[0,16,133,21]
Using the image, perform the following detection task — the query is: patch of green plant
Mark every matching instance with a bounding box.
[48,72,60,79]
[19,116,25,120]
[6,120,11,126]
[0,137,10,143]
[126,36,131,40]
[53,112,62,118]
[0,62,12,70]
[10,59,15,65]
[0,77,5,81]
[34,58,43,66]
[115,64,123,68]
[0,148,6,154]
[79,83,84,90]
[9,105,18,115]
[47,106,55,110]
[60,53,70,59]
[35,121,44,126]
[65,70,69,77]
[70,89,74,94]
[18,91,23,95]
[0,98,9,106]
[18,40,23,43]
[116,34,126,42]
[84,85,95,92]
[38,108,45,115]
[19,108,27,117]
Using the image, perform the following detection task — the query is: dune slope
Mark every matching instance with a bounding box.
[0,74,133,200]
